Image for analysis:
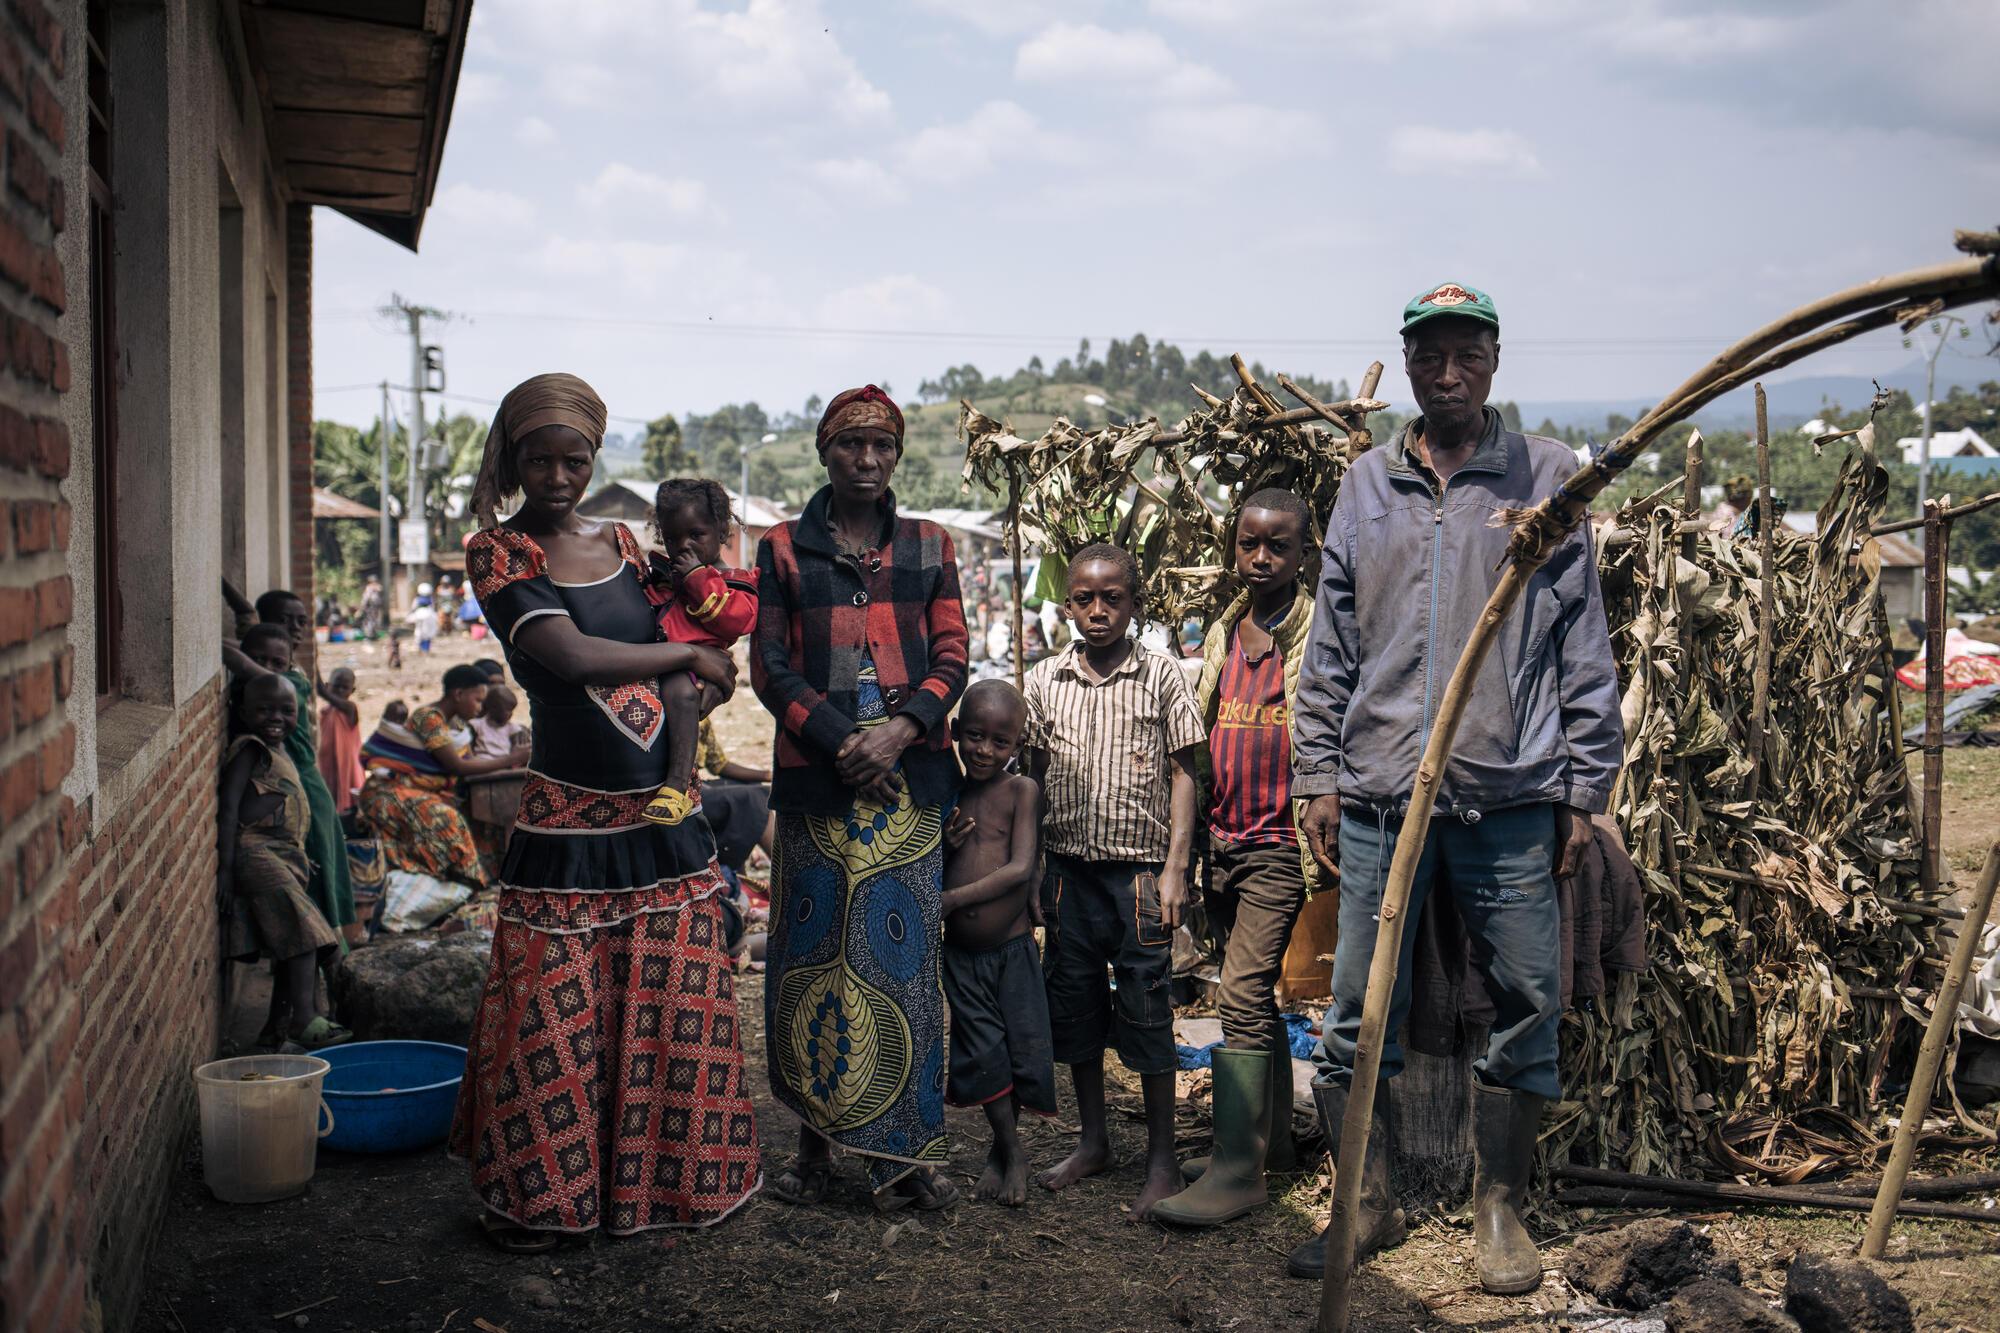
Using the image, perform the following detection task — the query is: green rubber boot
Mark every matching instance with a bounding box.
[1153,1047,1271,1227]
[1184,1018,1296,1182]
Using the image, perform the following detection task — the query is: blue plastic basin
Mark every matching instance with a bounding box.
[316,1041,467,1154]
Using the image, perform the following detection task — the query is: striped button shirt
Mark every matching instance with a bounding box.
[1024,641,1208,862]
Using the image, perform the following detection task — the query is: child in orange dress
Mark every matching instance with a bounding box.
[642,479,758,825]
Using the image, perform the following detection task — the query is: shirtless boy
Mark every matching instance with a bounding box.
[941,679,1054,1206]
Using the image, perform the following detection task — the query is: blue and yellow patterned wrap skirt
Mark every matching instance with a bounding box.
[766,664,947,1190]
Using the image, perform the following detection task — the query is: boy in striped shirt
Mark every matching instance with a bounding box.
[1023,543,1207,1219]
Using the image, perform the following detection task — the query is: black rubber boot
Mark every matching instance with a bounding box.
[1285,1079,1405,1279]
[1472,1081,1546,1295]
[1153,1047,1271,1226]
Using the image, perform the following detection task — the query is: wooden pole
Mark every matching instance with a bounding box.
[1348,362,1385,460]
[1861,836,2000,1257]
[1556,1180,2000,1225]
[1747,386,1776,806]
[1919,502,1948,903]
[1871,488,2000,536]
[1316,245,2000,1333]
[1007,464,1025,690]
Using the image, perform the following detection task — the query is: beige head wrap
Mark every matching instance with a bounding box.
[469,373,609,527]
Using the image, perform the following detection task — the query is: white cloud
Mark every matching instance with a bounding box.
[1388,126,1544,177]
[515,116,558,149]
[1015,22,1231,96]
[487,0,891,127]
[898,100,1079,183]
[455,69,501,107]
[811,157,909,204]
[428,183,539,232]
[1148,102,1320,160]
[582,163,720,222]
[912,0,1085,36]
[814,274,951,329]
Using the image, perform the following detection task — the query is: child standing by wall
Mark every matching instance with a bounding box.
[642,479,758,826]
[317,666,365,815]
[940,679,1051,1207]
[1154,488,1323,1233]
[220,674,350,1050]
[1024,543,1206,1219]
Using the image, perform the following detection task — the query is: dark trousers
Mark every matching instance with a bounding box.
[1040,853,1177,1076]
[1207,838,1307,1051]
[1313,804,1563,1098]
[699,779,769,874]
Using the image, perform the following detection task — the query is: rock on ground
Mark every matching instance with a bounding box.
[332,933,490,1045]
[1662,1278,1802,1333]
[1566,1218,1715,1309]
[1781,1253,1914,1333]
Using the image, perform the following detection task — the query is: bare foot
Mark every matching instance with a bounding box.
[1037,1138,1112,1193]
[975,1143,1006,1203]
[1130,1159,1181,1221]
[978,1141,1029,1207]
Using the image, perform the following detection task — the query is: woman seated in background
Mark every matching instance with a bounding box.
[357,664,527,886]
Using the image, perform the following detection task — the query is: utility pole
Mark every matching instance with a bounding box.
[1910,312,1969,532]
[378,380,393,582]
[381,293,451,582]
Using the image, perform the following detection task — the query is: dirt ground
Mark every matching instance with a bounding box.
[139,631,2000,1332]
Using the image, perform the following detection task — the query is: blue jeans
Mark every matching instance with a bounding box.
[1313,804,1563,1099]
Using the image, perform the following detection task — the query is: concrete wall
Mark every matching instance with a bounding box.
[3,3,300,1328]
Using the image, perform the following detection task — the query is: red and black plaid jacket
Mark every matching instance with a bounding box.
[753,486,969,815]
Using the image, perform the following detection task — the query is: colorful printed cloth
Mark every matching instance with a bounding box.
[358,705,484,886]
[449,876,760,1233]
[766,662,948,1190]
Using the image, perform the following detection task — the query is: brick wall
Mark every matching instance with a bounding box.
[0,5,224,1329]
[285,203,311,665]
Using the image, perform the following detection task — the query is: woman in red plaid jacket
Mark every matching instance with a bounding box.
[752,385,970,1212]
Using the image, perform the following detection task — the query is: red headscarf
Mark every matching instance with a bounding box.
[816,384,904,456]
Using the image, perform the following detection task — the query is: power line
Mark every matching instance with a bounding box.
[315,306,1749,352]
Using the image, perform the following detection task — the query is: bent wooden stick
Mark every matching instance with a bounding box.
[1318,242,2000,1333]
[1860,835,2000,1258]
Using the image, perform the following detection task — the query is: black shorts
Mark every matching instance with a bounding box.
[943,933,1057,1115]
[1040,853,1177,1076]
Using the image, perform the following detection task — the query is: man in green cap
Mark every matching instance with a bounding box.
[1286,282,1624,1292]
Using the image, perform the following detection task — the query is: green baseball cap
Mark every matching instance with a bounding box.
[1401,281,1499,335]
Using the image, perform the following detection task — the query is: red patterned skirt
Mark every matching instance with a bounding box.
[448,772,762,1233]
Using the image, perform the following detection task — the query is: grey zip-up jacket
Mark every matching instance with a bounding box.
[1292,407,1623,815]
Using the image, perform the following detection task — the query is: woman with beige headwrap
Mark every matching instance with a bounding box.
[448,373,763,1250]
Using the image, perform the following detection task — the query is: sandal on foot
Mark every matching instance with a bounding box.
[642,787,694,827]
[770,1156,835,1206]
[873,1169,959,1214]
[291,1016,354,1050]
[478,1213,561,1254]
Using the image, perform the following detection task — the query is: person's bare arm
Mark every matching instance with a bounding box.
[941,780,1041,914]
[1160,748,1200,928]
[718,760,771,784]
[222,640,268,680]
[430,738,532,779]
[513,613,737,693]
[315,674,358,727]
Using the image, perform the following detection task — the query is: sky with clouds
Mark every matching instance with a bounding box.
[312,0,2000,431]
